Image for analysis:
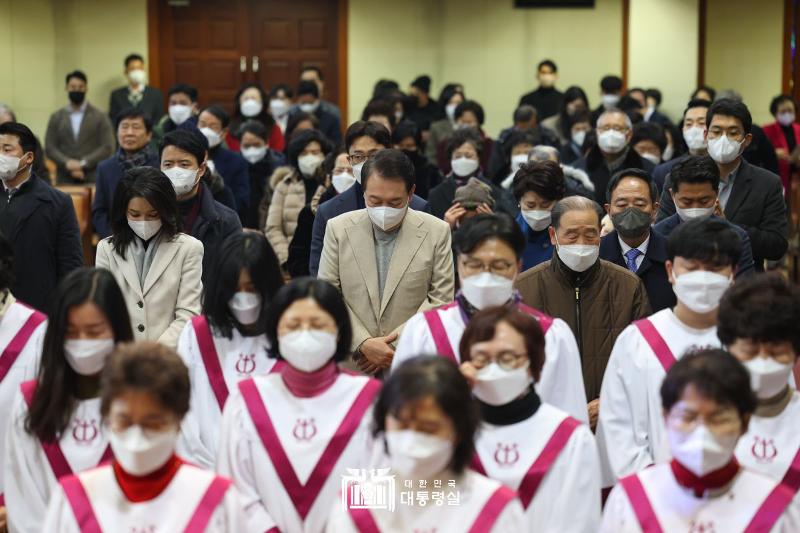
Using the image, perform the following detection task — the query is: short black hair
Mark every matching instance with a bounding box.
[512,160,566,202]
[297,80,319,99]
[670,155,720,193]
[361,149,415,193]
[372,356,480,475]
[265,278,352,363]
[454,100,485,126]
[114,108,153,133]
[537,59,557,73]
[287,129,332,171]
[124,53,144,68]
[507,129,539,153]
[631,121,667,152]
[159,128,207,166]
[513,105,537,125]
[392,120,422,147]
[607,167,658,203]
[372,79,400,100]
[361,99,396,128]
[707,98,752,135]
[65,70,87,85]
[168,83,198,102]
[239,120,270,142]
[645,88,662,106]
[0,231,13,292]
[600,75,623,93]
[454,213,525,260]
[270,83,294,99]
[344,120,391,152]
[692,85,717,101]
[667,217,741,268]
[446,127,484,160]
[683,98,712,119]
[285,112,319,141]
[203,232,284,339]
[661,348,756,421]
[0,121,36,154]
[770,94,796,116]
[718,274,800,354]
[201,105,230,129]
[300,65,323,80]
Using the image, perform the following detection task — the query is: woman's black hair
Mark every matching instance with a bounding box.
[0,230,14,292]
[239,120,270,143]
[769,94,796,117]
[201,105,230,129]
[691,85,717,102]
[287,129,333,173]
[558,86,590,138]
[446,127,484,161]
[454,100,485,126]
[361,99,396,128]
[203,232,284,339]
[26,268,133,442]
[322,145,347,177]
[372,356,480,475]
[265,278,352,363]
[512,160,567,203]
[454,213,526,260]
[109,167,182,258]
[631,121,667,153]
[392,120,422,148]
[285,112,320,145]
[231,82,276,136]
[269,83,294,99]
[437,83,465,108]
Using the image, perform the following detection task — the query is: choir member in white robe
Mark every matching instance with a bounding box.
[42,341,249,532]
[457,306,600,532]
[326,355,526,532]
[4,268,134,533]
[217,278,378,533]
[393,213,588,423]
[601,349,800,532]
[177,232,285,468]
[596,217,737,486]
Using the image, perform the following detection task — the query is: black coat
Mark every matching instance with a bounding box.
[574,147,656,203]
[108,85,164,123]
[518,87,564,121]
[0,174,84,312]
[184,184,242,282]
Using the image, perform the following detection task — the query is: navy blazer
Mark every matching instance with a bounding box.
[600,229,676,313]
[308,182,429,277]
[210,146,250,218]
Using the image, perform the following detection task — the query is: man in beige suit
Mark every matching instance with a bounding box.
[45,70,115,184]
[319,149,454,374]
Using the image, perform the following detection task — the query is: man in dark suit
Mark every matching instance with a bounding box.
[92,108,159,238]
[292,80,342,146]
[309,121,428,276]
[655,100,787,271]
[0,122,83,312]
[600,168,675,312]
[109,54,164,123]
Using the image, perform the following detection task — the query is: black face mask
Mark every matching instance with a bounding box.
[68,91,86,105]
[611,207,652,239]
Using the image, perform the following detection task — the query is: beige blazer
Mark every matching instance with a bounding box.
[95,233,203,349]
[318,208,455,351]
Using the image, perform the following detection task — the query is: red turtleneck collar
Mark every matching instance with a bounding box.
[113,454,184,503]
[281,360,339,398]
[670,458,740,498]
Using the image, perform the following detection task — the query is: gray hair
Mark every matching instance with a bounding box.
[513,105,537,123]
[528,145,560,163]
[598,109,632,130]
[715,89,743,103]
[551,195,604,230]
[0,103,15,122]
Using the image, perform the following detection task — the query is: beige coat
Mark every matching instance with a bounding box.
[318,208,455,352]
[95,233,203,349]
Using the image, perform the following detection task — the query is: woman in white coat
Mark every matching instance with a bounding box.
[96,167,203,349]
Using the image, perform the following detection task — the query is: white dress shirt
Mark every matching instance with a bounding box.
[68,102,87,139]
[618,234,650,270]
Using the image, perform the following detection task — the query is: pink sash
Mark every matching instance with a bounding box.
[620,474,664,533]
[744,482,797,533]
[781,445,800,493]
[633,319,676,373]
[20,380,113,481]
[471,416,579,508]
[0,307,45,383]
[60,468,233,533]
[238,376,381,521]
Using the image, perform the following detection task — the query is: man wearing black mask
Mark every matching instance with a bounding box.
[600,168,674,312]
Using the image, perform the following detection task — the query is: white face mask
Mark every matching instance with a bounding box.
[451,157,479,177]
[522,209,551,232]
[64,338,115,376]
[472,362,531,406]
[510,154,528,173]
[229,291,262,326]
[675,205,715,222]
[168,104,192,126]
[128,69,146,86]
[240,98,263,117]
[367,204,407,232]
[683,126,707,151]
[109,425,179,476]
[386,429,453,479]
[332,172,356,193]
[707,135,743,164]
[668,424,738,477]
[571,130,587,148]
[778,111,796,127]
[163,167,199,197]
[556,234,599,273]
[641,152,661,165]
[200,127,222,148]
[445,103,458,122]
[743,357,793,399]
[279,329,337,372]
[298,153,324,178]
[0,154,22,181]
[672,270,731,313]
[460,272,514,310]
[598,130,627,154]
[299,102,319,114]
[602,94,621,109]
[128,219,162,241]
[241,146,267,164]
[352,162,365,184]
[269,98,290,118]
[394,110,403,123]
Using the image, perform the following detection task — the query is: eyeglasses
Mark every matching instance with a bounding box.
[470,351,528,371]
[460,257,516,277]
[348,152,379,165]
[666,408,741,434]
[597,125,629,134]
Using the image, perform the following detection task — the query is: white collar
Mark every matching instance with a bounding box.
[618,233,650,257]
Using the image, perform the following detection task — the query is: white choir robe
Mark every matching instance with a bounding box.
[0,302,46,496]
[600,463,800,532]
[42,463,249,532]
[475,403,601,533]
[325,469,527,532]
[4,392,110,533]
[595,308,720,486]
[217,372,377,533]
[176,321,278,468]
[393,304,588,423]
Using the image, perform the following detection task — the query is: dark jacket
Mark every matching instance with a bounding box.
[514,254,651,400]
[653,214,756,277]
[92,149,160,238]
[427,175,518,220]
[487,126,561,182]
[0,174,84,312]
[655,160,788,270]
[109,85,165,123]
[289,107,342,146]
[600,229,675,313]
[651,154,686,193]
[308,182,429,277]
[287,204,315,278]
[404,150,442,200]
[518,87,564,121]
[574,147,656,203]
[747,125,780,175]
[209,145,250,218]
[246,149,286,229]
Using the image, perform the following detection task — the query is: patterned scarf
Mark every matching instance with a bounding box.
[117,147,151,172]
